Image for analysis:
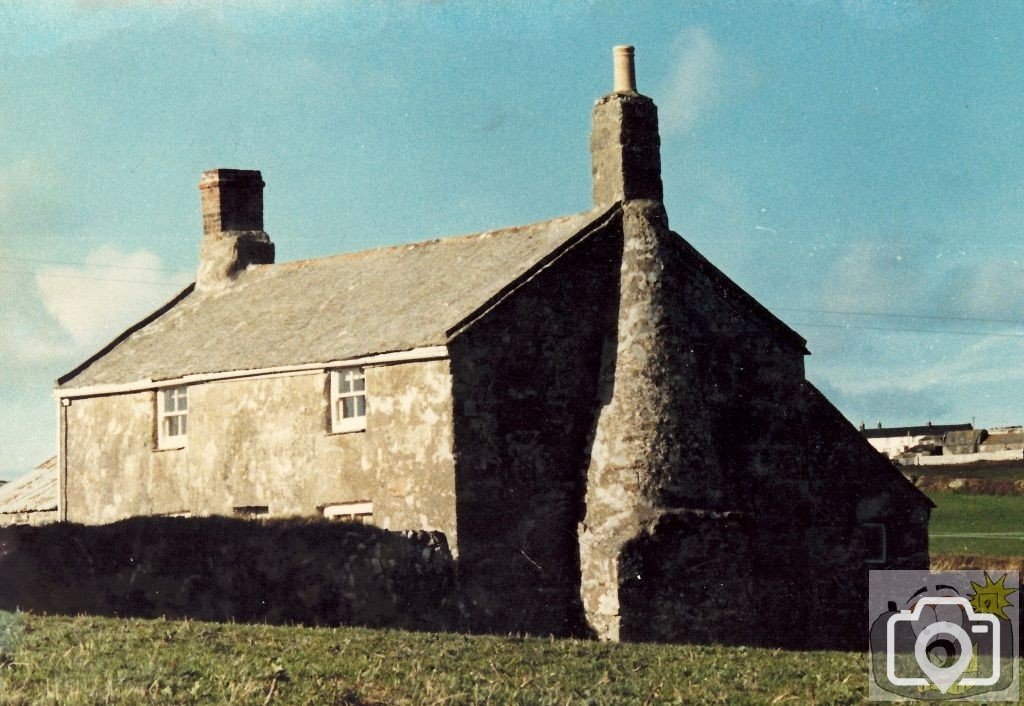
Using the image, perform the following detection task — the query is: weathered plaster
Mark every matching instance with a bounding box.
[64,360,457,550]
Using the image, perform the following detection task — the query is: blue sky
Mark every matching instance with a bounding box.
[2,1,1023,478]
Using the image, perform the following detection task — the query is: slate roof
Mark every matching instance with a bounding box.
[980,432,1024,447]
[944,429,986,447]
[862,423,973,439]
[58,200,808,390]
[59,208,612,389]
[0,457,58,515]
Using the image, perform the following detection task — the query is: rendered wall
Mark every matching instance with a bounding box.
[62,360,457,547]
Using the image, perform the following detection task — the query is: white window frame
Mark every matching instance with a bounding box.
[863,522,887,565]
[330,367,367,433]
[322,501,374,524]
[157,385,189,450]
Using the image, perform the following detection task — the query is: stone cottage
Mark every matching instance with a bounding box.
[55,46,932,645]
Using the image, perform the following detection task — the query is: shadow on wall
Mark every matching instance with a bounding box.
[0,515,880,650]
[447,221,624,641]
[617,511,873,652]
[0,517,456,632]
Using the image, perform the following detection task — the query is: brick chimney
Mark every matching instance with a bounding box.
[196,169,274,289]
[590,45,663,208]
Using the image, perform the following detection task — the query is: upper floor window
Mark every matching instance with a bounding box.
[158,385,188,449]
[330,368,366,433]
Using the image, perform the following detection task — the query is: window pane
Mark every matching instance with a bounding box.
[353,373,365,392]
[343,397,356,418]
[179,415,187,435]
[164,391,175,412]
[177,388,188,411]
[355,394,366,417]
[166,416,179,437]
[337,372,352,394]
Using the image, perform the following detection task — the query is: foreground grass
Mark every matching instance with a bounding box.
[0,613,870,705]
[928,491,1024,556]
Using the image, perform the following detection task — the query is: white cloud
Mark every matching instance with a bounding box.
[823,239,1024,322]
[0,267,66,364]
[658,27,724,134]
[35,245,190,349]
[805,237,1024,426]
[823,242,917,312]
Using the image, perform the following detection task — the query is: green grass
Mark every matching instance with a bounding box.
[928,491,1024,557]
[0,613,873,705]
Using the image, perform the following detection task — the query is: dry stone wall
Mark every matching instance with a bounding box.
[0,517,455,631]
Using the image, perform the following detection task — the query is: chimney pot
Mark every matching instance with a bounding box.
[613,45,637,93]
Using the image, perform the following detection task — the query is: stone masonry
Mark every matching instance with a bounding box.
[53,46,932,646]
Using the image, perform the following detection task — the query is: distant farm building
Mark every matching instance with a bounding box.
[863,422,1024,465]
[862,422,973,459]
[0,457,59,527]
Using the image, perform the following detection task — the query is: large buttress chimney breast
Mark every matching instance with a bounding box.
[196,168,274,289]
[591,45,663,208]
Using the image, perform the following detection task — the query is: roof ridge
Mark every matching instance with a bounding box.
[252,209,602,273]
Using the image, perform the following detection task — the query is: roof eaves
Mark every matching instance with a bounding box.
[57,283,196,388]
[444,202,623,341]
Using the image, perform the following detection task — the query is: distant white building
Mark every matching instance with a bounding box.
[861,422,973,459]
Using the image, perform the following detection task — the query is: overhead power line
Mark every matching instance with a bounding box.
[3,260,1023,339]
[0,255,193,275]
[0,268,189,287]
[773,306,1024,327]
[789,321,1024,339]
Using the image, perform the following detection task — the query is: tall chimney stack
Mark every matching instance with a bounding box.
[590,45,663,208]
[196,169,274,289]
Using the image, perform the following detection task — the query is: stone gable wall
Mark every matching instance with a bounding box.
[448,218,623,637]
[577,202,929,644]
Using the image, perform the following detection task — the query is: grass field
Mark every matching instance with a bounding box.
[0,613,874,705]
[927,491,1024,557]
